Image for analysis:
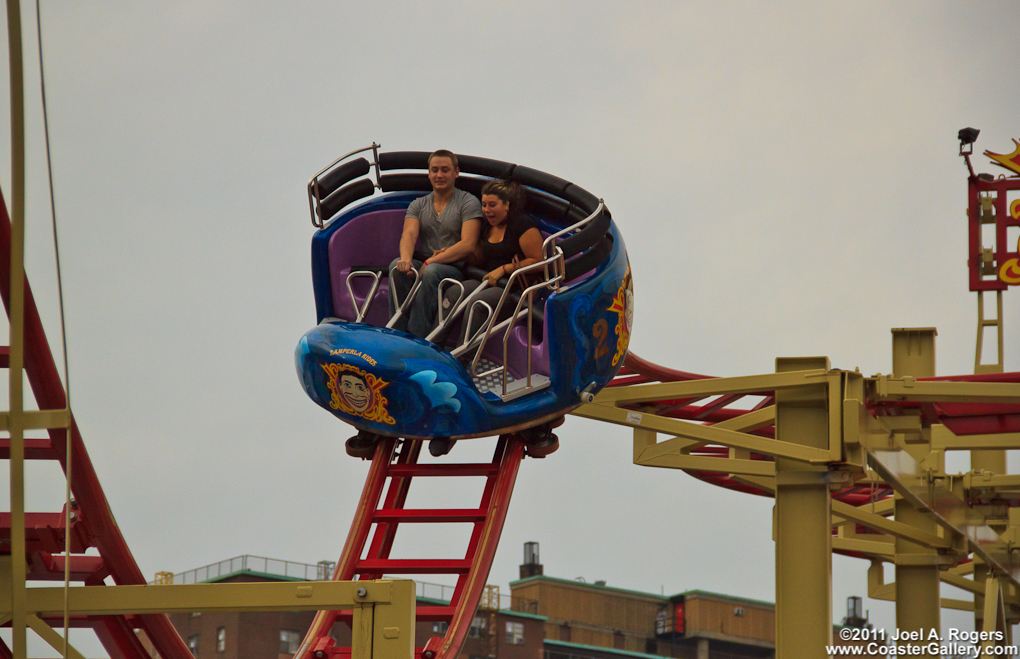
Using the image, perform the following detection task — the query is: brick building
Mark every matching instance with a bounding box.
[510,575,775,659]
[146,555,546,659]
[152,549,869,659]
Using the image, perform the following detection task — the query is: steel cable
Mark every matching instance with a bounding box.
[33,1,73,656]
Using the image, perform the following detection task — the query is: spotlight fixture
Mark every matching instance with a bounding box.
[958,127,980,145]
[959,127,980,155]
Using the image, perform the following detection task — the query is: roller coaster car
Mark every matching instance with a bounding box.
[295,145,632,451]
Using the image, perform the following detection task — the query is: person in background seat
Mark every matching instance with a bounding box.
[388,150,482,338]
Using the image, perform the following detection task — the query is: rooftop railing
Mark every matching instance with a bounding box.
[158,556,539,614]
[168,555,332,584]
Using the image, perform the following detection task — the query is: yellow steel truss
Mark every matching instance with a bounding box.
[576,331,1020,657]
[0,557,416,659]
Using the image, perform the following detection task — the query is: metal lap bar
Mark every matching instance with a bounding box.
[501,281,551,393]
[465,260,562,398]
[385,266,421,329]
[345,271,382,323]
[434,278,465,329]
[434,246,563,347]
[426,280,486,343]
[307,142,380,229]
[452,308,527,364]
[492,278,559,395]
[460,300,495,351]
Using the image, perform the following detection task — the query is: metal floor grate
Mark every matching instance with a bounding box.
[471,359,517,395]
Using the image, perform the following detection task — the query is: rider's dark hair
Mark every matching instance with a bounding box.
[481,179,526,214]
[428,149,459,169]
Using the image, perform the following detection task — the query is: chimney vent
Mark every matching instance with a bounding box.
[520,542,543,579]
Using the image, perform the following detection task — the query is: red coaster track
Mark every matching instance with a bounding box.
[0,190,192,658]
[296,435,525,659]
[612,352,1020,515]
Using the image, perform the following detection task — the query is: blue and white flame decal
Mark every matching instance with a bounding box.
[409,370,462,413]
[400,359,488,436]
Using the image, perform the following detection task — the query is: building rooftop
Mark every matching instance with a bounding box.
[510,574,668,602]
[667,589,775,610]
[511,574,776,610]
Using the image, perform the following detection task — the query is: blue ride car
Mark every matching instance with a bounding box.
[295,147,632,456]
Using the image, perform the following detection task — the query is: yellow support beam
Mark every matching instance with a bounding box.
[632,406,777,463]
[868,561,895,601]
[934,430,1020,451]
[773,356,833,658]
[964,473,1020,489]
[638,453,775,477]
[934,426,1020,450]
[0,579,415,659]
[831,537,894,558]
[889,332,940,658]
[25,615,86,659]
[940,599,973,612]
[981,577,1003,655]
[830,501,951,549]
[713,405,777,432]
[0,409,70,431]
[371,582,417,659]
[577,401,835,463]
[940,572,986,597]
[4,580,405,617]
[872,377,1020,404]
[592,369,830,405]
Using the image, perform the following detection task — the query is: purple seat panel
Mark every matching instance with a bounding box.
[506,322,551,378]
[480,309,551,379]
[328,209,407,325]
[328,207,552,379]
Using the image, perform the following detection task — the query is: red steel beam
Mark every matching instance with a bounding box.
[0,437,55,460]
[373,508,487,523]
[387,463,499,477]
[0,189,191,659]
[352,559,472,575]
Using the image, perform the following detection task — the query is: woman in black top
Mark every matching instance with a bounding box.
[439,180,544,343]
[473,180,543,283]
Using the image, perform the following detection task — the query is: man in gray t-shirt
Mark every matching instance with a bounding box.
[389,150,483,338]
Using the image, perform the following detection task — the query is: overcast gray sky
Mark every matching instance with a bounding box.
[1,1,1019,655]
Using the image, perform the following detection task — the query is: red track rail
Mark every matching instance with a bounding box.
[615,352,1020,518]
[296,435,525,659]
[0,190,191,658]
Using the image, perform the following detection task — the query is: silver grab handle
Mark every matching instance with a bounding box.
[345,271,382,323]
[385,266,421,329]
[468,260,557,364]
[425,280,492,343]
[461,300,494,351]
[464,309,530,377]
[435,278,465,327]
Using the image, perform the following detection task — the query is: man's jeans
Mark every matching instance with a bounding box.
[388,259,462,339]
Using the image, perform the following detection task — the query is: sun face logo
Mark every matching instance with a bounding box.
[606,269,634,367]
[321,363,395,425]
